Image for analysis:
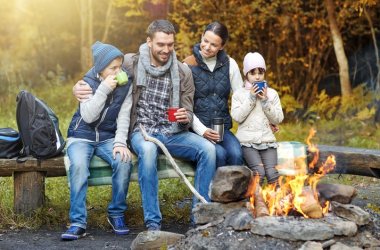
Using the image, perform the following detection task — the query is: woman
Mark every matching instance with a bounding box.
[183,21,244,167]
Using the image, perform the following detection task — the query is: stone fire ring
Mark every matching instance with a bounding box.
[250,214,357,241]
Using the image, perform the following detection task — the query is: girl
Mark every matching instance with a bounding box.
[231,52,284,185]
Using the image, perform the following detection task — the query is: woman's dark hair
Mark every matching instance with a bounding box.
[204,21,229,46]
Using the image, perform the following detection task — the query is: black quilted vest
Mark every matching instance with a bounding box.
[189,44,231,129]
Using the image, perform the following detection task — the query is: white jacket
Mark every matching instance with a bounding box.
[231,87,284,144]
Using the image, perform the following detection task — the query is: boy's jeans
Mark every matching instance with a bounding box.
[67,139,132,229]
[131,131,216,227]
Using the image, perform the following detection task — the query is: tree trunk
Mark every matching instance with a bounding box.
[102,1,114,42]
[364,7,380,91]
[325,0,352,96]
[80,0,93,72]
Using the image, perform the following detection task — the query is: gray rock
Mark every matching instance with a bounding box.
[298,241,323,250]
[322,214,357,236]
[330,242,362,250]
[317,183,356,204]
[331,201,370,225]
[251,216,335,241]
[192,201,246,225]
[358,230,380,248]
[223,208,255,231]
[250,215,357,241]
[130,230,184,250]
[210,166,252,202]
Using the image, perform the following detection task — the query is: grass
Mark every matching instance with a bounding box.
[0,80,379,230]
[0,176,192,230]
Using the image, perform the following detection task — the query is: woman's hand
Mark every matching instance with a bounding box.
[73,80,92,102]
[203,128,220,143]
[113,146,132,162]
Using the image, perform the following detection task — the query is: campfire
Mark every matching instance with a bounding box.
[246,128,337,219]
[133,127,376,250]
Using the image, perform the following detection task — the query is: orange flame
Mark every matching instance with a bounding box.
[306,127,319,170]
[249,127,336,218]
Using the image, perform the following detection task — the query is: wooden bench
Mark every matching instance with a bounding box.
[0,143,379,216]
[0,154,194,216]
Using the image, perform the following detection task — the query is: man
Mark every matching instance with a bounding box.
[73,20,216,231]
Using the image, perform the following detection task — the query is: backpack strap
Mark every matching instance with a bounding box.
[183,55,198,66]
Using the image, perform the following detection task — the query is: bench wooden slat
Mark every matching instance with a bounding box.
[0,157,66,177]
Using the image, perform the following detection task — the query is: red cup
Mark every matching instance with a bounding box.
[167,107,179,122]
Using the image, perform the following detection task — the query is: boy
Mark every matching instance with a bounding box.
[61,41,133,240]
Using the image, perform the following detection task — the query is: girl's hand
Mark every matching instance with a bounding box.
[103,74,118,90]
[250,84,259,96]
[256,86,268,101]
[113,146,132,162]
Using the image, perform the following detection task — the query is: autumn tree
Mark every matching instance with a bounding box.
[170,0,379,110]
[325,0,352,97]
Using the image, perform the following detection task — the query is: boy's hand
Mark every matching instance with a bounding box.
[73,80,92,102]
[103,75,118,90]
[113,146,132,162]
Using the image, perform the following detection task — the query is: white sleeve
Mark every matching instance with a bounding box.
[114,86,133,147]
[191,114,208,136]
[80,83,113,123]
[229,57,244,93]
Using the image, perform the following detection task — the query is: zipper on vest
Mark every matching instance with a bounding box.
[73,117,83,130]
[95,107,109,142]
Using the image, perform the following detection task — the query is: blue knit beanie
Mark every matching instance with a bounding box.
[92,41,124,74]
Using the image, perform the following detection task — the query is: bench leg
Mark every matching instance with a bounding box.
[14,171,46,216]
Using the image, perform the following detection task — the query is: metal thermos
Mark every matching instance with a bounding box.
[212,117,224,142]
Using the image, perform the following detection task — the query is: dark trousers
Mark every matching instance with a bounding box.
[242,146,279,185]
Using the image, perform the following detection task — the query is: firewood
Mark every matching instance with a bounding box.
[254,189,269,217]
[300,187,323,218]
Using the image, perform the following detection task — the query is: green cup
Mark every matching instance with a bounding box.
[115,71,128,85]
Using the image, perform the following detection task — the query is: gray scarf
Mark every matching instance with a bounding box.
[136,43,180,107]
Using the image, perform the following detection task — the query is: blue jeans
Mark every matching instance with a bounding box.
[67,139,132,229]
[215,130,244,168]
[131,131,216,227]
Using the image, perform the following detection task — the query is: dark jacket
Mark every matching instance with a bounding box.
[67,67,132,141]
[184,44,232,129]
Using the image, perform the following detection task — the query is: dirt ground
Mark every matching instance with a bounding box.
[0,224,189,250]
[0,179,379,250]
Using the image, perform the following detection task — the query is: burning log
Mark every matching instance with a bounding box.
[300,187,323,219]
[254,189,269,217]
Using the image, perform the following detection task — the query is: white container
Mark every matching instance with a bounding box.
[276,141,308,176]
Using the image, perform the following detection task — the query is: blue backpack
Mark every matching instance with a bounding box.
[16,90,65,159]
[0,127,22,158]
